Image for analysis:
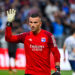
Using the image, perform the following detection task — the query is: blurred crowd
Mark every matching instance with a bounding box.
[0,0,75,48]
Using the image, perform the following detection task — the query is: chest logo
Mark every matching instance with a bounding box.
[29,38,32,41]
[41,37,46,42]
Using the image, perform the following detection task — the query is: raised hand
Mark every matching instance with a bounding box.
[7,9,16,22]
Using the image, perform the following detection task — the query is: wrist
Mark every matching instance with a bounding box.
[55,66,60,72]
[6,22,12,27]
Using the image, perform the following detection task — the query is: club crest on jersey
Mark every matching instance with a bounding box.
[41,37,46,42]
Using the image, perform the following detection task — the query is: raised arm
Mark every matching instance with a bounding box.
[5,26,27,43]
[5,9,27,43]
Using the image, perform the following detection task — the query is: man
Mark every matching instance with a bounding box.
[5,9,60,75]
[63,29,75,75]
[8,42,17,75]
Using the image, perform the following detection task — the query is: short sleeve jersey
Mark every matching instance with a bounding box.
[64,36,75,60]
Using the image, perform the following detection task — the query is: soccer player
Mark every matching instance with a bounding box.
[5,9,60,75]
[63,29,75,75]
[8,42,17,75]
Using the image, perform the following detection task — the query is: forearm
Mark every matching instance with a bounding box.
[5,23,18,43]
[51,47,60,62]
[5,23,12,42]
[63,44,66,57]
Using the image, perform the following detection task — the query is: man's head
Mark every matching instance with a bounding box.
[29,13,42,34]
[71,28,75,35]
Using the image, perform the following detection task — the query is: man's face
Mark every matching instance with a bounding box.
[29,17,42,32]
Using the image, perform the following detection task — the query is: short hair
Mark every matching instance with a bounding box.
[29,13,42,21]
[30,13,41,18]
[71,28,75,34]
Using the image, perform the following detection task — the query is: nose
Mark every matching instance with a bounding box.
[31,23,35,26]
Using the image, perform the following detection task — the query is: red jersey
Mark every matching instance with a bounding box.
[69,0,75,4]
[5,27,60,75]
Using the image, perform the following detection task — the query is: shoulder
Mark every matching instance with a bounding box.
[65,36,72,43]
[66,36,72,41]
[17,32,31,37]
[42,30,55,41]
[20,31,30,35]
[17,32,31,42]
[42,29,53,36]
[43,30,57,47]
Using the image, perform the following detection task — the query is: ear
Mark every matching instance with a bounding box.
[40,21,42,27]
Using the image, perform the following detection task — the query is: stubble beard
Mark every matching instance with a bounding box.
[32,27,40,35]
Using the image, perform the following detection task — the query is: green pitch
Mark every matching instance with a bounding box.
[0,70,72,75]
[51,70,72,75]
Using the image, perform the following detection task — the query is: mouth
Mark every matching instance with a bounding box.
[31,26,35,30]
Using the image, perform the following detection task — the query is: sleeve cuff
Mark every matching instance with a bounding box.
[6,22,12,27]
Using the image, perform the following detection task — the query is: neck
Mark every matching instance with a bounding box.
[33,29,41,35]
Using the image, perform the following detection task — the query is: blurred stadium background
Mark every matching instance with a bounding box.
[0,0,75,75]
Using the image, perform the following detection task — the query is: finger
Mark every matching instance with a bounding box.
[13,9,16,16]
[7,11,9,15]
[12,9,14,14]
[11,9,15,16]
[9,9,11,14]
[14,9,16,14]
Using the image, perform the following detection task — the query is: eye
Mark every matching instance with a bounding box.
[29,21,32,23]
[34,22,38,24]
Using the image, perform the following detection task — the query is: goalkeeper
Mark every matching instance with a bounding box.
[5,9,61,75]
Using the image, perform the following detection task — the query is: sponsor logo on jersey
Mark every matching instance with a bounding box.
[30,44,44,51]
[41,37,46,42]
